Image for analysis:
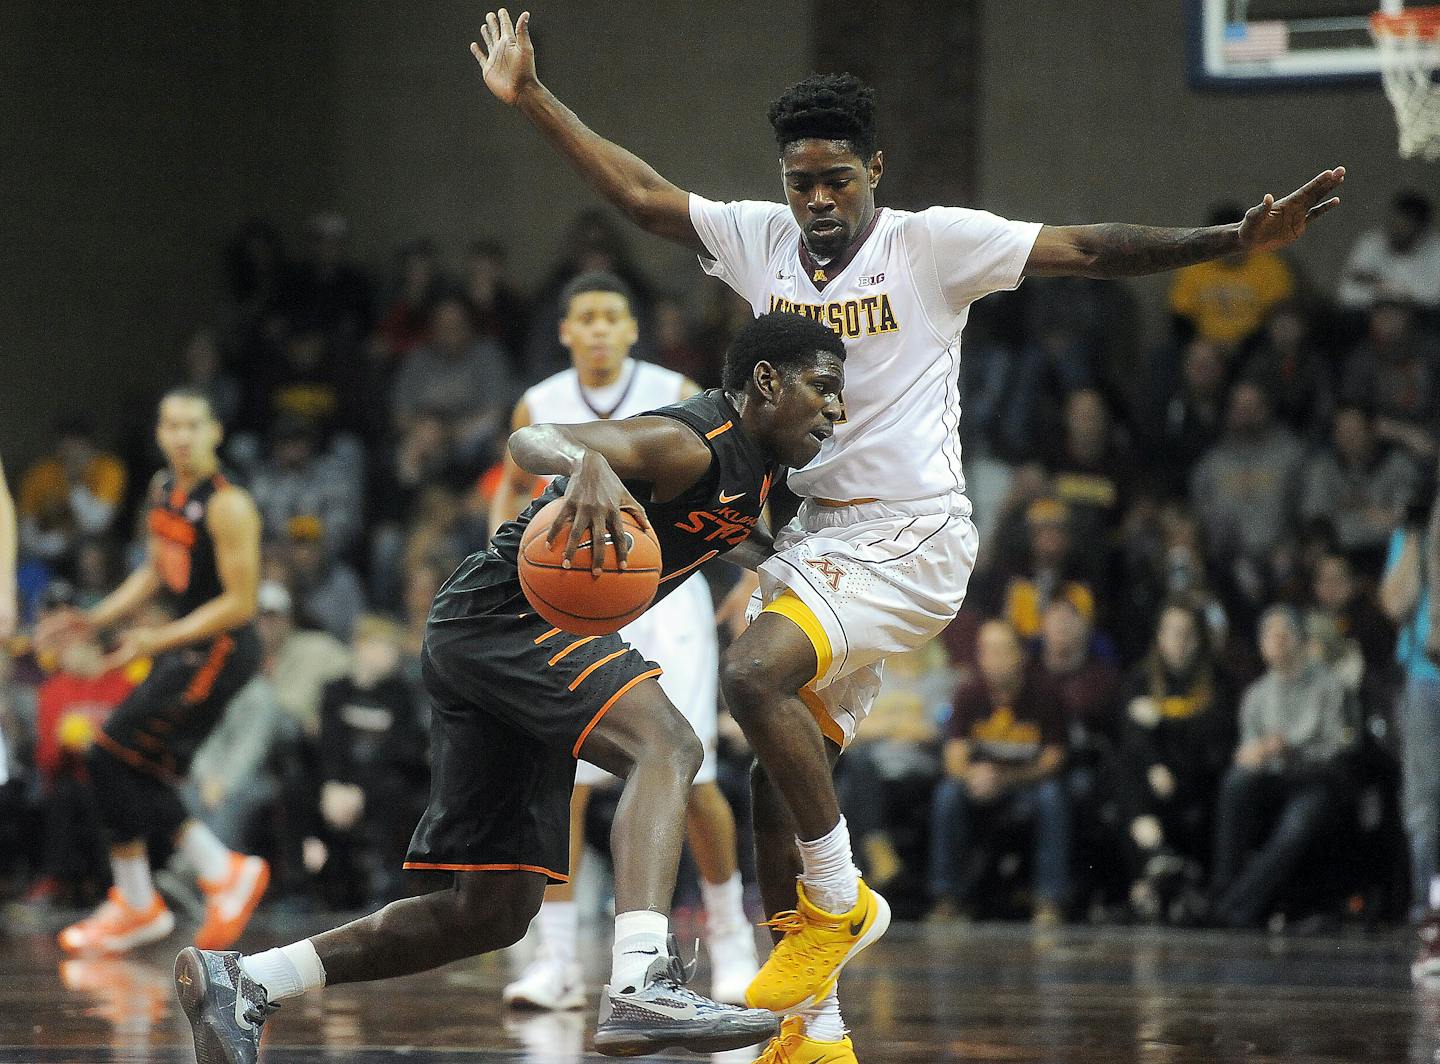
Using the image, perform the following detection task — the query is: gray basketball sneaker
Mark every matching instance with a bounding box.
[594,937,779,1057]
[174,947,277,1064]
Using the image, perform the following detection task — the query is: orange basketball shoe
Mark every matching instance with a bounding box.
[745,878,890,1013]
[754,1016,858,1063]
[194,853,270,950]
[58,888,175,955]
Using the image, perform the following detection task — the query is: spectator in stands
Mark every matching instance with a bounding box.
[980,497,1099,641]
[1148,337,1230,500]
[247,318,347,440]
[1341,299,1440,463]
[1038,597,1121,743]
[1309,551,1395,717]
[255,580,350,736]
[1046,387,1138,553]
[1300,404,1420,576]
[308,615,428,908]
[929,620,1069,926]
[178,328,242,429]
[370,238,445,366]
[1242,302,1332,441]
[1337,190,1440,314]
[836,642,948,895]
[1379,501,1440,923]
[463,238,531,377]
[1169,203,1296,350]
[17,420,126,568]
[1190,378,1305,580]
[1209,605,1354,928]
[391,294,517,470]
[1116,601,1235,921]
[282,516,365,642]
[1118,501,1231,665]
[222,219,292,338]
[250,416,362,561]
[288,212,373,353]
[654,293,710,385]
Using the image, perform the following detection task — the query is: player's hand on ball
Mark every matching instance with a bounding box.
[1238,167,1344,252]
[551,450,651,574]
[472,8,537,106]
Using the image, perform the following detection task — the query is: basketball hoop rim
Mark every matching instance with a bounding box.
[1370,6,1440,40]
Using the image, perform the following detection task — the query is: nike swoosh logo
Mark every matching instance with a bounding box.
[624,947,660,956]
[718,491,746,503]
[849,897,869,937]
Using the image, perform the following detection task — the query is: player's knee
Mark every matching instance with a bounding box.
[719,649,774,723]
[646,711,703,782]
[452,874,539,949]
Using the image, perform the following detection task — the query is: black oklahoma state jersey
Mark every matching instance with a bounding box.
[436,390,776,622]
[146,471,233,617]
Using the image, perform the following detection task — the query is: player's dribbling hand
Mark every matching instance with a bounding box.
[1237,167,1345,253]
[472,8,537,106]
[550,450,650,575]
[102,627,158,672]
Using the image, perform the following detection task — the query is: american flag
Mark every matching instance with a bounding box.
[1222,21,1291,62]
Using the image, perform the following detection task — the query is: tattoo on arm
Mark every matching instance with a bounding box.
[1074,223,1241,278]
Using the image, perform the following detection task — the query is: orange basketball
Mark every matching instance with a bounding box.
[518,498,662,635]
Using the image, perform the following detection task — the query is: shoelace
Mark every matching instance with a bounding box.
[759,910,809,936]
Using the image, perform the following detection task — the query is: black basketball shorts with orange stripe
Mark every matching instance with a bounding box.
[98,625,262,782]
[406,607,661,884]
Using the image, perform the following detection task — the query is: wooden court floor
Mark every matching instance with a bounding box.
[0,913,1435,1063]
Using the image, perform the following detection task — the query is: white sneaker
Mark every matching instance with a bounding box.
[502,954,585,1010]
[708,925,760,1006]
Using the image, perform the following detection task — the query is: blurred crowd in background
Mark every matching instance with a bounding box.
[3,187,1440,934]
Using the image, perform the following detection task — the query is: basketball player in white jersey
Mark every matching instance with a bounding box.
[473,10,1345,1060]
[492,270,759,1009]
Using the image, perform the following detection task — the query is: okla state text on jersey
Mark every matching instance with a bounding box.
[766,293,899,339]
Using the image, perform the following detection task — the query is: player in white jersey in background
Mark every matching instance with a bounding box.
[491,271,759,1009]
[472,9,1344,1060]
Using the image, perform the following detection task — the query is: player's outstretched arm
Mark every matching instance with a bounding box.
[471,8,706,254]
[509,416,711,571]
[1025,167,1345,278]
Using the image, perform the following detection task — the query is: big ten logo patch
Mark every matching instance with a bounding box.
[805,557,846,591]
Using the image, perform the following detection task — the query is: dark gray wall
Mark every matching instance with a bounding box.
[976,1,1434,329]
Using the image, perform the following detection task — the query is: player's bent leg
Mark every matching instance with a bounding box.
[578,680,779,1056]
[176,871,546,1064]
[503,785,592,1011]
[686,781,758,1004]
[722,612,889,1014]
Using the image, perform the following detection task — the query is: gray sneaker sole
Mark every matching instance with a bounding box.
[594,1011,780,1057]
[174,947,256,1064]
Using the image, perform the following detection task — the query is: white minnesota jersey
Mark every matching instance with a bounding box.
[690,195,1041,504]
[522,358,689,426]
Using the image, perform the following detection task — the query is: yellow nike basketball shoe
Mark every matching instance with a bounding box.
[754,1016,858,1063]
[745,878,890,1012]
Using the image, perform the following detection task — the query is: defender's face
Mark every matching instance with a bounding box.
[156,396,220,473]
[763,352,845,467]
[780,140,882,261]
[560,292,638,378]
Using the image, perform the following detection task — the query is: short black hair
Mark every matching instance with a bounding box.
[560,270,635,315]
[768,73,878,160]
[1392,189,1431,227]
[721,311,846,393]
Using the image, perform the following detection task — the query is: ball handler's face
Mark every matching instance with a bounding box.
[559,292,638,381]
[781,140,884,260]
[156,396,221,475]
[754,351,845,467]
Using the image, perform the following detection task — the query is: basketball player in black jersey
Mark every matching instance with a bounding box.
[40,389,269,956]
[175,311,845,1062]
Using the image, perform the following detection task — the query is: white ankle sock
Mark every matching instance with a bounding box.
[178,821,234,885]
[240,940,327,1002]
[797,816,860,913]
[800,983,846,1042]
[701,871,747,937]
[111,852,157,910]
[536,900,579,963]
[611,910,669,994]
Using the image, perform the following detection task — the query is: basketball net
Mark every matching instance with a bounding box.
[1370,6,1440,160]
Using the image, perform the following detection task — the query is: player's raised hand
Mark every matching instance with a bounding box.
[1238,166,1345,252]
[471,8,537,106]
